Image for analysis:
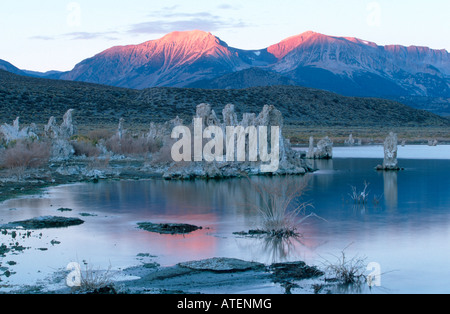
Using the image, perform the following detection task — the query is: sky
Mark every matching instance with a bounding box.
[1,0,449,72]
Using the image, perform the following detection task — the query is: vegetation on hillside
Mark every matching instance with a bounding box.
[1,70,448,134]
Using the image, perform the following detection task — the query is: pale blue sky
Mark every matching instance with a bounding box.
[1,0,449,72]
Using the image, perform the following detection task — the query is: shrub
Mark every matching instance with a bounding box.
[248,175,314,238]
[0,140,50,169]
[349,181,370,205]
[150,144,174,165]
[69,262,115,293]
[87,129,114,144]
[105,134,161,156]
[88,156,110,170]
[321,245,367,284]
[72,140,101,157]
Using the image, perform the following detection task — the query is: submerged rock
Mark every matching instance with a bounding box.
[233,229,268,236]
[0,244,10,257]
[86,285,118,295]
[57,208,73,212]
[137,222,202,235]
[178,258,265,273]
[0,216,84,230]
[270,261,324,282]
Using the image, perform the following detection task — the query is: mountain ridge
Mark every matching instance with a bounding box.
[58,30,450,99]
[1,30,449,115]
[0,69,448,131]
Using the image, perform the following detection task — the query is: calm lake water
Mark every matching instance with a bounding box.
[1,145,449,293]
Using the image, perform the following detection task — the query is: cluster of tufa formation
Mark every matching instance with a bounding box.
[0,109,77,162]
[344,133,362,146]
[45,109,77,161]
[146,103,311,180]
[428,139,438,147]
[0,104,312,180]
[0,118,39,145]
[306,136,333,159]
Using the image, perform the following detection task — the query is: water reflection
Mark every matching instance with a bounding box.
[314,159,334,171]
[383,171,398,210]
[311,159,335,189]
[1,158,450,293]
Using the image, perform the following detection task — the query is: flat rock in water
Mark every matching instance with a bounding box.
[178,258,265,273]
[0,216,84,230]
[269,261,324,282]
[137,222,202,235]
[57,208,73,212]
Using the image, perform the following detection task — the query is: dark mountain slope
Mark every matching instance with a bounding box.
[0,70,448,129]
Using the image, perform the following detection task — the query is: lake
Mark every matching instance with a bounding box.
[1,145,449,293]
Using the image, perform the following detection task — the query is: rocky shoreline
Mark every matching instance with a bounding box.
[113,257,327,295]
[0,216,352,295]
[42,256,337,295]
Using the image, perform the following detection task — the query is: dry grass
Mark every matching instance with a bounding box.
[87,157,110,170]
[321,245,367,284]
[150,140,175,165]
[79,265,114,292]
[72,140,101,157]
[0,140,50,169]
[87,129,114,144]
[105,134,161,156]
[248,175,315,238]
[69,261,115,293]
[349,181,371,205]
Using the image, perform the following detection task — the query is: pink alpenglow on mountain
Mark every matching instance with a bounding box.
[61,30,248,88]
[57,30,450,99]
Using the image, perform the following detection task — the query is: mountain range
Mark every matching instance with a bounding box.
[1,69,448,130]
[1,30,450,115]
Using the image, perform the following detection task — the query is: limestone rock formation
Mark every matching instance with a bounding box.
[306,136,333,159]
[60,109,76,139]
[376,132,400,171]
[117,118,125,139]
[315,137,333,159]
[241,113,256,128]
[51,139,75,161]
[306,137,315,159]
[161,103,310,179]
[195,103,221,128]
[0,117,39,144]
[345,134,355,146]
[147,116,184,146]
[428,139,438,146]
[178,258,265,272]
[222,104,238,126]
[44,109,76,161]
[44,117,59,139]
